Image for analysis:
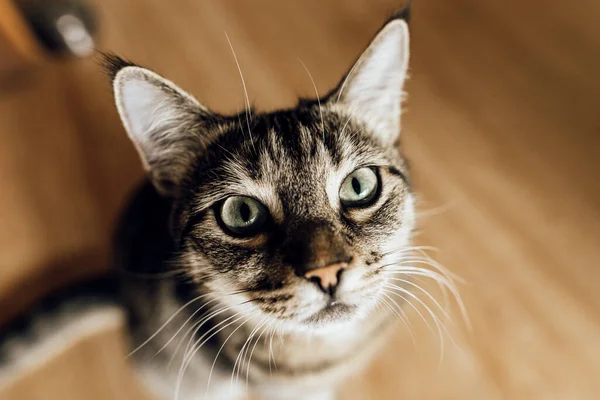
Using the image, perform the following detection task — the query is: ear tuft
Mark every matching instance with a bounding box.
[98,52,140,82]
[386,0,412,26]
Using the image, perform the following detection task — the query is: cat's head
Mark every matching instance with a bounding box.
[107,14,414,332]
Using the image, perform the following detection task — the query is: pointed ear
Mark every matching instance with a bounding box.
[331,17,410,145]
[106,56,218,196]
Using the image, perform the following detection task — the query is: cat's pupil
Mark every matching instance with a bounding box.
[352,177,362,195]
[240,202,251,222]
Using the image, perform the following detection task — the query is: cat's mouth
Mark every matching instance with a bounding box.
[305,301,357,324]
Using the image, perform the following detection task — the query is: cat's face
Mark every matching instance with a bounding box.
[108,17,413,332]
[178,106,414,331]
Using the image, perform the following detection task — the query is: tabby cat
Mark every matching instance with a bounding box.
[0,7,449,400]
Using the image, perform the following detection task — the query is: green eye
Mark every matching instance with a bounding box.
[339,167,379,207]
[218,196,269,236]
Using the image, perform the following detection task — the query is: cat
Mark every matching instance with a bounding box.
[0,6,452,400]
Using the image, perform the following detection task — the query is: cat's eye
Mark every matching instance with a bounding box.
[339,167,379,207]
[218,196,269,236]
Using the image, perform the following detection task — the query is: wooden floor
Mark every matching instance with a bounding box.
[1,0,599,398]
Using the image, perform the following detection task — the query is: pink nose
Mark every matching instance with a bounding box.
[304,262,348,295]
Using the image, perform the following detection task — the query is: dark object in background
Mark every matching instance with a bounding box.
[0,0,97,90]
[15,0,97,58]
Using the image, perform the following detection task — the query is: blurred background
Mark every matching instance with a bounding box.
[0,0,599,399]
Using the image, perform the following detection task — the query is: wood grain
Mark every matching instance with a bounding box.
[0,0,599,399]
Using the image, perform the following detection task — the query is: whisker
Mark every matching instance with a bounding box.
[230,327,253,392]
[384,268,452,317]
[380,245,440,258]
[388,279,466,359]
[176,300,253,371]
[378,293,416,347]
[412,251,471,329]
[224,31,254,147]
[174,311,245,400]
[268,319,282,374]
[381,287,436,337]
[232,315,268,389]
[167,296,256,369]
[204,314,255,399]
[377,245,470,330]
[245,316,273,389]
[297,57,325,142]
[386,277,451,320]
[414,250,466,284]
[382,284,447,364]
[389,258,470,329]
[127,292,212,357]
[177,307,239,371]
[152,297,224,360]
[382,261,456,294]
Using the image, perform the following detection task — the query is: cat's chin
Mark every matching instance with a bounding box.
[307,302,356,324]
[265,301,362,335]
[294,302,361,332]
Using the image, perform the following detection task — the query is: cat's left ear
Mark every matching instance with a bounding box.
[102,54,222,197]
[330,14,410,145]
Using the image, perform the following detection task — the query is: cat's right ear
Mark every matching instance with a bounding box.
[103,54,219,197]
